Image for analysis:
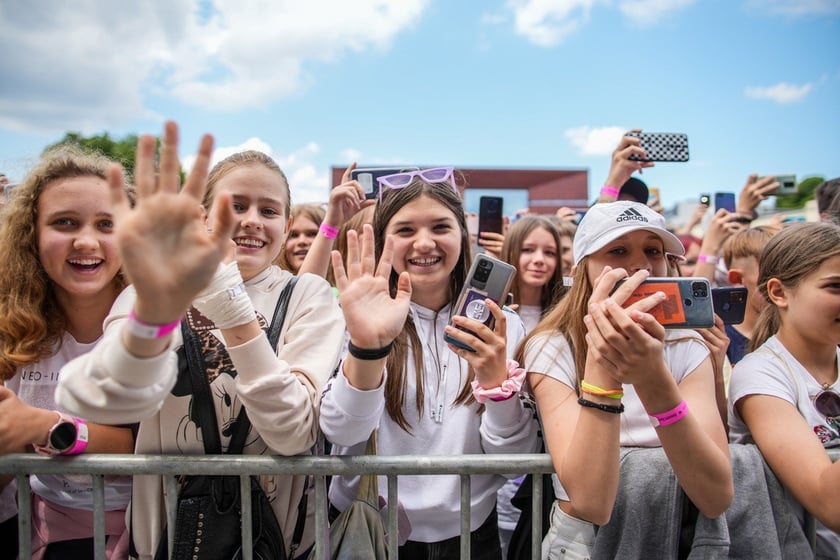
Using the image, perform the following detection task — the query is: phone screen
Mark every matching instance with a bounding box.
[479,196,504,235]
[714,192,736,213]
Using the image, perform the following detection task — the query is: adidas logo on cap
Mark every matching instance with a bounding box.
[616,207,648,223]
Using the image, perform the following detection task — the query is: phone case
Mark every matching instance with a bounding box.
[444,254,515,352]
[617,277,713,329]
[773,175,797,196]
[715,192,737,213]
[712,287,747,325]
[478,196,504,235]
[626,132,689,162]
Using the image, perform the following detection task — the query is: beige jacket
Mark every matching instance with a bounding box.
[57,267,345,559]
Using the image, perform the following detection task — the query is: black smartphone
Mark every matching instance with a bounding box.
[614,277,714,329]
[714,192,737,213]
[350,166,419,200]
[478,196,504,235]
[712,286,747,325]
[626,132,689,162]
[700,193,711,206]
[444,254,516,352]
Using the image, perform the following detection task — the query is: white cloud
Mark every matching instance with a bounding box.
[745,0,840,16]
[565,126,626,156]
[506,0,599,47]
[744,81,813,103]
[506,0,695,46]
[0,0,428,133]
[618,0,696,26]
[181,137,331,204]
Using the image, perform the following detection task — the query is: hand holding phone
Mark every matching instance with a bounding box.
[350,167,419,200]
[445,254,515,352]
[714,192,737,213]
[626,132,689,162]
[479,196,504,235]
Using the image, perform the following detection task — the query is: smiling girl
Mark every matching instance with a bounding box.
[320,168,538,559]
[56,124,346,559]
[0,146,135,559]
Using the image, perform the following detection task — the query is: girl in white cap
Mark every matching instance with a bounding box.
[516,200,733,558]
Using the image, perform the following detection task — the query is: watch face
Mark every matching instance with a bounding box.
[50,422,77,452]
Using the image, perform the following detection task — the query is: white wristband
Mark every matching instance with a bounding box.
[192,262,256,329]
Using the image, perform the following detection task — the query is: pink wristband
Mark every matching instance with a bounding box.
[600,186,620,199]
[320,222,339,239]
[697,254,719,265]
[127,310,181,339]
[471,360,526,403]
[65,418,89,455]
[649,400,689,427]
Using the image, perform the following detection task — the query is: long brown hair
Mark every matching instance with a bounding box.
[750,222,840,351]
[0,146,130,380]
[501,215,565,313]
[373,178,474,431]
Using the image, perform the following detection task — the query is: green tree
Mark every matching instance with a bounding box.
[45,131,144,179]
[775,175,825,209]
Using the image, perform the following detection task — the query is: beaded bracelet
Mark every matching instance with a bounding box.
[578,397,624,414]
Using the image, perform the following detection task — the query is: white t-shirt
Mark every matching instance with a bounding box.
[729,336,840,558]
[522,329,709,500]
[5,333,132,511]
[516,305,543,334]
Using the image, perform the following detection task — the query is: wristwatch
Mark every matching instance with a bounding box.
[34,412,88,456]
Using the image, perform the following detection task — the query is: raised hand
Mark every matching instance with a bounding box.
[332,224,411,350]
[109,121,236,325]
[602,130,655,198]
[737,174,778,216]
[325,163,374,228]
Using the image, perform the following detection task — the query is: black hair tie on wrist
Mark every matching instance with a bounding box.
[348,340,394,361]
[578,396,624,414]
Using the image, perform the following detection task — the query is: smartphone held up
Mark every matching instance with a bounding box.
[615,277,714,329]
[444,254,515,352]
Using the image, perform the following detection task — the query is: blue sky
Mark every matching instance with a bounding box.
[1,0,838,215]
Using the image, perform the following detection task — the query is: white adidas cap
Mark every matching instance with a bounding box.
[573,201,685,265]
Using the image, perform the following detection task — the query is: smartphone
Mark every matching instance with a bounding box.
[626,132,689,162]
[712,286,747,325]
[700,193,711,206]
[350,166,419,200]
[478,196,504,235]
[714,192,736,213]
[768,174,797,196]
[613,277,714,329]
[444,254,516,352]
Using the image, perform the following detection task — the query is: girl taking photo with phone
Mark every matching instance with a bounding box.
[0,146,136,559]
[729,222,840,558]
[519,201,732,558]
[320,168,538,559]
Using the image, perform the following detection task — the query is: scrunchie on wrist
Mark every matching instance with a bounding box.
[471,359,527,403]
[192,261,256,329]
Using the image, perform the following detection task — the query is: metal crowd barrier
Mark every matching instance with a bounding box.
[0,453,554,560]
[1,450,837,560]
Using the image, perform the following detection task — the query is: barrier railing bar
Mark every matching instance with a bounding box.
[92,475,106,560]
[163,475,178,558]
[16,474,31,560]
[532,473,543,560]
[387,475,398,559]
[460,474,471,559]
[240,475,253,560]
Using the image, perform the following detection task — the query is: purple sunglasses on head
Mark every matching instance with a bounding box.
[376,167,456,200]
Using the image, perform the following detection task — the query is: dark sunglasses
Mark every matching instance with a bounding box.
[815,390,840,419]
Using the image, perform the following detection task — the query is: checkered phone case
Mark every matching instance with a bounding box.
[627,132,689,162]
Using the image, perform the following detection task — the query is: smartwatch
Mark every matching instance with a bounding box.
[34,412,89,456]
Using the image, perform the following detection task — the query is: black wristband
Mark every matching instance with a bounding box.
[348,340,394,361]
[578,397,624,414]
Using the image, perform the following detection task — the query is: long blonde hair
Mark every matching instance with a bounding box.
[0,146,130,380]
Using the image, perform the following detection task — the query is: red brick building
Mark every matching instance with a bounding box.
[330,166,590,215]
